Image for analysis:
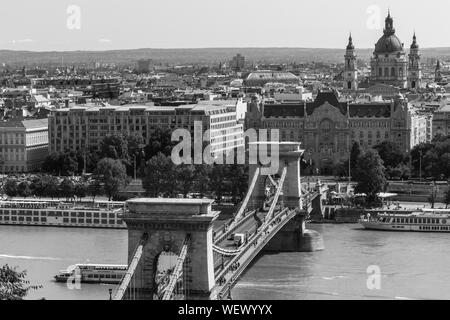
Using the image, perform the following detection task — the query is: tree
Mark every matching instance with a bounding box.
[228,164,248,205]
[428,183,439,209]
[354,149,387,204]
[176,164,196,198]
[88,178,103,202]
[444,186,450,209]
[142,153,176,197]
[386,163,411,180]
[350,141,363,179]
[411,136,450,180]
[3,179,18,197]
[43,176,61,199]
[374,141,407,168]
[144,128,175,160]
[17,181,31,198]
[193,164,211,198]
[42,152,62,175]
[210,165,227,204]
[95,158,128,201]
[74,181,88,202]
[42,152,79,176]
[0,264,41,300]
[61,152,79,176]
[411,142,434,174]
[99,134,130,163]
[59,178,75,201]
[126,134,145,177]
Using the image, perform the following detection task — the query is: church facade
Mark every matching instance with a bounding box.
[343,11,422,91]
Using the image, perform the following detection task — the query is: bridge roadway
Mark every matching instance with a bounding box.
[214,210,266,253]
[212,206,297,299]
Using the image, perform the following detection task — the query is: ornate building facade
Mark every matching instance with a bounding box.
[246,91,428,174]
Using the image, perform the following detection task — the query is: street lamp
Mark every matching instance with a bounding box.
[348,154,351,186]
[419,150,423,182]
[134,143,146,181]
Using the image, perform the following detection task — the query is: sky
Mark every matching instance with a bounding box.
[0,0,449,51]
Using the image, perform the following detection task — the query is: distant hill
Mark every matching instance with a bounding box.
[0,47,449,67]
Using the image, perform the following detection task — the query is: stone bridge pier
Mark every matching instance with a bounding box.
[122,198,219,300]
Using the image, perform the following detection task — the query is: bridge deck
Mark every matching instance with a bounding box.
[213,207,299,299]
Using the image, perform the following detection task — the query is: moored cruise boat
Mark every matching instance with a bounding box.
[0,199,126,229]
[360,209,450,232]
[54,264,128,284]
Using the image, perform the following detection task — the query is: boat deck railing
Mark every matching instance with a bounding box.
[0,201,124,212]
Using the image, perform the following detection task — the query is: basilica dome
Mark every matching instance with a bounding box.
[374,34,404,54]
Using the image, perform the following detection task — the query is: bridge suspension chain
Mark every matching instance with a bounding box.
[214,207,295,295]
[113,233,148,300]
[162,234,191,300]
[212,244,241,256]
[264,165,287,224]
[231,167,260,226]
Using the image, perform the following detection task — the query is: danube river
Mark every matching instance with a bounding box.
[2,223,450,300]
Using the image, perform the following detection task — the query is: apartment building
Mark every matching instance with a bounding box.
[48,101,244,157]
[0,119,49,173]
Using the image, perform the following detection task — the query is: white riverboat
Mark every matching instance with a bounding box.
[0,199,126,229]
[359,209,450,232]
[54,264,128,284]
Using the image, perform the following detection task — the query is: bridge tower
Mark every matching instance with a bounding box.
[248,142,303,210]
[121,198,219,300]
[248,142,324,252]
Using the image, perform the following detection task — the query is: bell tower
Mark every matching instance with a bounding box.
[435,60,443,83]
[343,33,358,91]
[384,10,395,36]
[408,32,422,90]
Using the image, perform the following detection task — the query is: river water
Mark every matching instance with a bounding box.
[1,223,450,300]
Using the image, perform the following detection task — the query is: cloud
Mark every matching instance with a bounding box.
[98,38,112,43]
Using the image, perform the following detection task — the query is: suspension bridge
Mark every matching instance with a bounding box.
[111,142,325,300]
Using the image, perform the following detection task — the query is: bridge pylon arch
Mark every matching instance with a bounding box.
[248,142,304,211]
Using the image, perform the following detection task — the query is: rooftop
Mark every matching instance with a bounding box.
[0,118,48,129]
[436,104,450,113]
